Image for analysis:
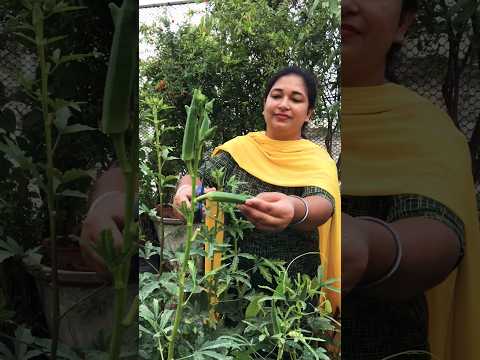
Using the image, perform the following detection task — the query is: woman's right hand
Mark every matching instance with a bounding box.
[173,185,193,219]
[173,184,216,220]
[80,191,125,274]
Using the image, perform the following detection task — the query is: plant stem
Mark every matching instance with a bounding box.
[276,345,284,360]
[153,107,166,275]
[34,5,59,358]
[167,173,197,360]
[108,134,136,360]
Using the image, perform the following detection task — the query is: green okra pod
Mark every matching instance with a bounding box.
[198,112,210,141]
[181,89,206,161]
[195,191,251,204]
[101,0,136,134]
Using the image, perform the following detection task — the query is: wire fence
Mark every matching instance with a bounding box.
[0,25,36,129]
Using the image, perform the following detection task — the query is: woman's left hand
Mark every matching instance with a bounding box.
[239,192,294,232]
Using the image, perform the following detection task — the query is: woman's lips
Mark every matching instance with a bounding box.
[274,113,290,120]
[341,24,360,38]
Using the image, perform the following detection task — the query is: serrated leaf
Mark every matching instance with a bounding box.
[258,265,272,283]
[140,280,160,301]
[160,309,174,330]
[245,294,263,319]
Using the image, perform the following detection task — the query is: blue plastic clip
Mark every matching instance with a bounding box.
[194,184,204,223]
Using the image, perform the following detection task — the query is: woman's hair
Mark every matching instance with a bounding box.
[386,0,418,81]
[263,66,317,138]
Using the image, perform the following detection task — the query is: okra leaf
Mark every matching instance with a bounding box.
[61,168,95,184]
[51,48,61,63]
[0,138,37,174]
[20,0,33,10]
[160,309,174,331]
[56,189,87,198]
[52,98,82,112]
[245,294,264,319]
[58,53,93,64]
[54,106,71,131]
[13,32,36,45]
[51,4,86,15]
[258,265,272,283]
[0,237,24,263]
[45,35,67,45]
[62,124,97,134]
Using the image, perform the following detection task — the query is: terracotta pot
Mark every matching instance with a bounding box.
[41,237,96,272]
[23,256,137,349]
[155,204,183,224]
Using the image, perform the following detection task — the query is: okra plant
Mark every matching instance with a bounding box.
[167,88,216,359]
[1,1,96,358]
[92,0,138,359]
[139,92,177,275]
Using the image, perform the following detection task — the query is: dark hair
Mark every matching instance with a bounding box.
[386,0,418,81]
[263,66,317,139]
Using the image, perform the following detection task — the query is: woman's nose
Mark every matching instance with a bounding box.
[342,0,360,16]
[278,97,290,109]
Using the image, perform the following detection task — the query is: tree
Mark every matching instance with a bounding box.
[140,0,340,161]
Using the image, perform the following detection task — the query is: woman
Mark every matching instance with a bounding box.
[174,66,341,310]
[341,0,480,359]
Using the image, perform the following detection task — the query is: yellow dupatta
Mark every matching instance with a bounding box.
[341,83,480,360]
[208,131,341,313]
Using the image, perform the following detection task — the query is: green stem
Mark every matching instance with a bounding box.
[154,109,165,275]
[276,345,284,360]
[167,173,197,360]
[35,6,59,359]
[108,134,136,360]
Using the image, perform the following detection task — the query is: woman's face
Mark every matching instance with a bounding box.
[341,0,414,86]
[263,74,312,141]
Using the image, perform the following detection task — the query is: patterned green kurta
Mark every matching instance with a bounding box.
[199,151,335,284]
[342,194,465,360]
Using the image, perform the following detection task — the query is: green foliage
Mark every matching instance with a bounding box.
[140,0,340,155]
[0,237,41,264]
[139,91,178,210]
[139,232,338,359]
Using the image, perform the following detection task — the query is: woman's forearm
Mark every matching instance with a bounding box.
[357,217,461,300]
[289,195,334,232]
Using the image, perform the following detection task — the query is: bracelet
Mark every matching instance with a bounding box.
[289,195,309,226]
[356,216,402,289]
[87,191,122,215]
